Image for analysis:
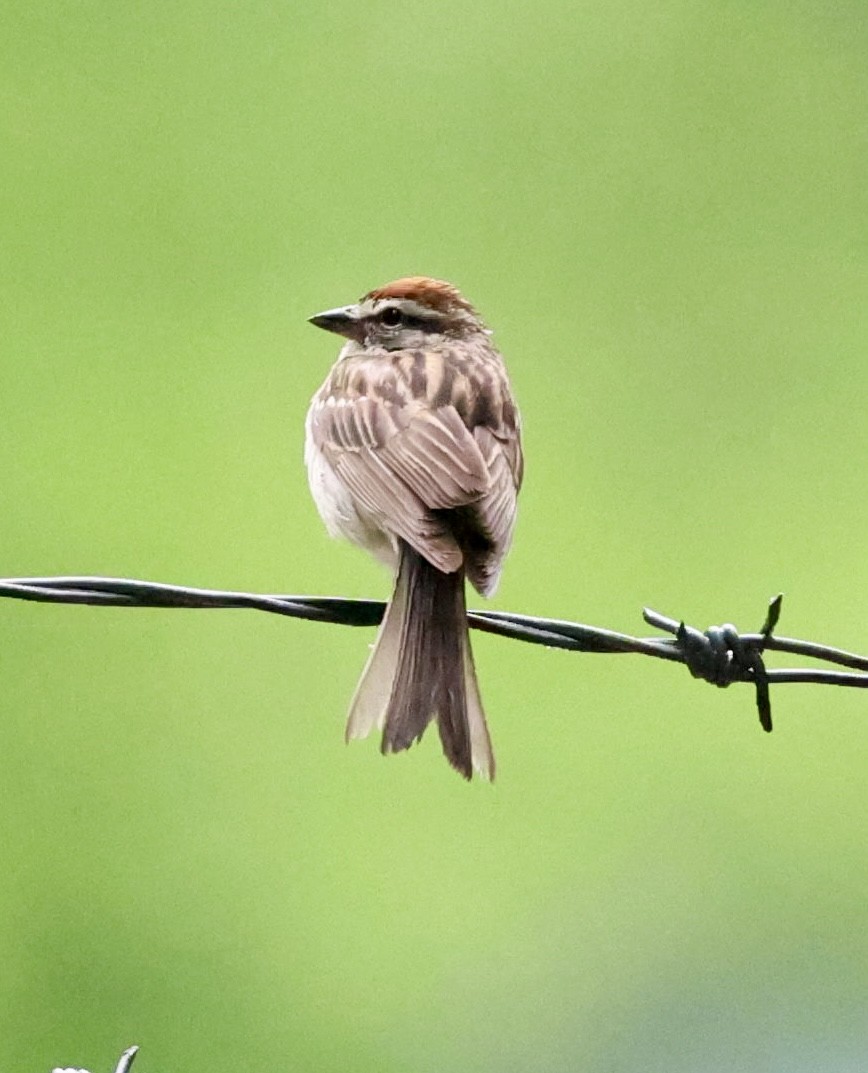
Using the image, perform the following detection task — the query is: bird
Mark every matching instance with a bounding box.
[305,277,523,779]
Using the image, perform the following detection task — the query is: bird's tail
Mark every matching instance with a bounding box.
[345,541,494,780]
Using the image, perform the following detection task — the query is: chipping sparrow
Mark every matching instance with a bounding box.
[305,277,523,779]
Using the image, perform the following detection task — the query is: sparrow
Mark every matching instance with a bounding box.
[305,277,523,779]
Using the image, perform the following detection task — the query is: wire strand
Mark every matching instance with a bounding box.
[3,577,867,731]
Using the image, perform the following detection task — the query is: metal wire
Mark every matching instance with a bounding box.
[3,577,868,731]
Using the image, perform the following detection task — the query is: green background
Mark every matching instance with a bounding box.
[2,2,867,1070]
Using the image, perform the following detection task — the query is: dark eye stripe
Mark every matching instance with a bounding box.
[403,315,433,330]
[377,308,436,332]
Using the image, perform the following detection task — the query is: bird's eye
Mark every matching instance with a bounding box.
[380,307,404,328]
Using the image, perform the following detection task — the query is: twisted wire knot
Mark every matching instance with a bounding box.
[675,595,782,732]
[677,622,746,686]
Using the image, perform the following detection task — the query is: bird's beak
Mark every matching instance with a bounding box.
[308,304,360,339]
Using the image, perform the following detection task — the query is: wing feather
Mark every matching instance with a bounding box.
[464,426,521,596]
[308,359,521,581]
[381,412,487,508]
[311,393,492,572]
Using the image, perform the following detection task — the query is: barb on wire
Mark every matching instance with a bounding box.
[51,1043,138,1073]
[3,577,868,731]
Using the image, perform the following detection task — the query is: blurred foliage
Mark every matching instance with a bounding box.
[2,1,867,1070]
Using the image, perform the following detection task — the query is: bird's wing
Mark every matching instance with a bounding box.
[464,426,522,596]
[309,393,490,573]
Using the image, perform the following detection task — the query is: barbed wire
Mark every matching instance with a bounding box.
[3,576,868,731]
[52,1043,138,1073]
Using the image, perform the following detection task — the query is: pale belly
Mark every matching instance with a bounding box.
[304,438,398,568]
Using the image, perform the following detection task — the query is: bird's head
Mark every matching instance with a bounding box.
[309,277,487,351]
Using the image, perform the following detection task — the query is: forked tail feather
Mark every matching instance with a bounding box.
[345,541,494,779]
